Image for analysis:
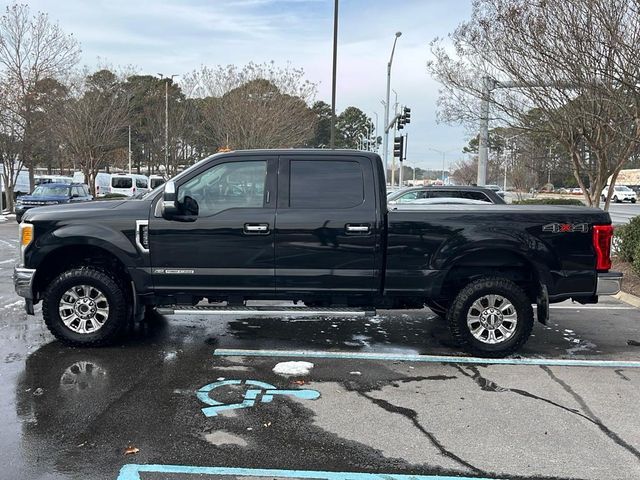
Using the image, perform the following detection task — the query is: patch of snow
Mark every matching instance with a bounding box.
[272,361,314,376]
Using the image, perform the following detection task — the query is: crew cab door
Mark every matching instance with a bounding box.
[148,155,277,294]
[274,154,382,294]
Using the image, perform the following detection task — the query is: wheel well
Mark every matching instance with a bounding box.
[439,250,540,303]
[33,245,132,301]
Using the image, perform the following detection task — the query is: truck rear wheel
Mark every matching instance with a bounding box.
[447,277,533,357]
[43,267,128,347]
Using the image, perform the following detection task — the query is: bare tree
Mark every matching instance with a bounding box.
[451,157,478,185]
[55,70,129,195]
[428,0,640,208]
[0,3,80,201]
[182,62,317,149]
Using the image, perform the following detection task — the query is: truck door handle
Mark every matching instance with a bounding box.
[244,223,270,234]
[345,224,370,234]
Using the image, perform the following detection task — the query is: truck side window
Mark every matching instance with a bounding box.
[178,161,267,217]
[290,160,364,208]
[136,177,147,188]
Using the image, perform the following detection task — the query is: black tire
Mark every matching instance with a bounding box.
[447,277,534,357]
[43,267,128,347]
[633,198,637,204]
[614,196,620,203]
[425,300,449,318]
[16,214,22,223]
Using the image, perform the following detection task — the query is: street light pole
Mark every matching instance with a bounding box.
[383,31,402,183]
[373,111,378,153]
[330,0,339,149]
[428,148,447,183]
[158,73,178,174]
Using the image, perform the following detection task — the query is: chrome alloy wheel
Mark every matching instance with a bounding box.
[58,284,110,334]
[466,294,518,344]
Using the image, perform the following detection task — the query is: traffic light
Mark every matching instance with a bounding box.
[397,106,411,130]
[402,106,411,124]
[393,135,404,159]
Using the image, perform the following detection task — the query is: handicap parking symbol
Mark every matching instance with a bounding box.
[197,379,320,417]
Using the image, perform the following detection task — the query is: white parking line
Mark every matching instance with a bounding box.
[549,306,634,310]
[213,349,640,368]
[1,300,23,309]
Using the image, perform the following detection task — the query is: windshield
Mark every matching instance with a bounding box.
[112,177,132,188]
[31,185,70,196]
[615,185,632,191]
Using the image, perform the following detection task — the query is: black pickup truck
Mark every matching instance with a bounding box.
[13,149,621,356]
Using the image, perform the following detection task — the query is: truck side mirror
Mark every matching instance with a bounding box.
[161,181,180,218]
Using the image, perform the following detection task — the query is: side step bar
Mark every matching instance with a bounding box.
[156,305,376,317]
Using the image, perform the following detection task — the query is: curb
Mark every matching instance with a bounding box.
[614,291,640,308]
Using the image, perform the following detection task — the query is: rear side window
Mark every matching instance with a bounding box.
[429,190,492,203]
[136,177,148,188]
[290,160,364,208]
[112,177,132,188]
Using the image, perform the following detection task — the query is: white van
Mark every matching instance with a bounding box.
[72,172,112,197]
[1,169,31,196]
[110,173,149,197]
[35,175,73,186]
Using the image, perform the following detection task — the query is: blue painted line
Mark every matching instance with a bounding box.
[213,348,640,368]
[117,464,502,480]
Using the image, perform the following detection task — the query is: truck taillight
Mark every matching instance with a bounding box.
[593,225,613,272]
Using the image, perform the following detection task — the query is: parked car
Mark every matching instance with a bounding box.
[72,172,112,197]
[602,185,637,203]
[390,198,497,209]
[387,185,506,205]
[484,184,506,198]
[110,173,150,197]
[13,149,620,357]
[14,182,92,222]
[149,175,166,190]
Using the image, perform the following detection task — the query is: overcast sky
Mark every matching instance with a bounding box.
[19,0,473,171]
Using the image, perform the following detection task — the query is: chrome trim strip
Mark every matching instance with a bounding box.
[157,308,373,317]
[135,219,149,253]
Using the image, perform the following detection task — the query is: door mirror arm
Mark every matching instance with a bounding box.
[160,181,198,222]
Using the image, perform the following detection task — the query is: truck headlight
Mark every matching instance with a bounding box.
[44,200,59,205]
[19,223,33,266]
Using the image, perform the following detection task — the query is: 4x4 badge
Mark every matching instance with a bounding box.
[542,223,589,233]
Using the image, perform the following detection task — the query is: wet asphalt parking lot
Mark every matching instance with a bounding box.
[0,220,639,480]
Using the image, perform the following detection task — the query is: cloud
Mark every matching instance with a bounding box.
[22,0,473,170]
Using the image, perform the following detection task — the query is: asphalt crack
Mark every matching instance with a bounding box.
[455,364,640,462]
[540,365,640,461]
[614,369,631,381]
[356,391,486,476]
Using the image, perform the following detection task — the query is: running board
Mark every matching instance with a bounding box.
[156,305,376,317]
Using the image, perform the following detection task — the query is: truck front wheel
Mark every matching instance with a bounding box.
[447,277,533,357]
[43,267,128,347]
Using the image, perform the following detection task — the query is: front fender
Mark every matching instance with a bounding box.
[27,223,142,270]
